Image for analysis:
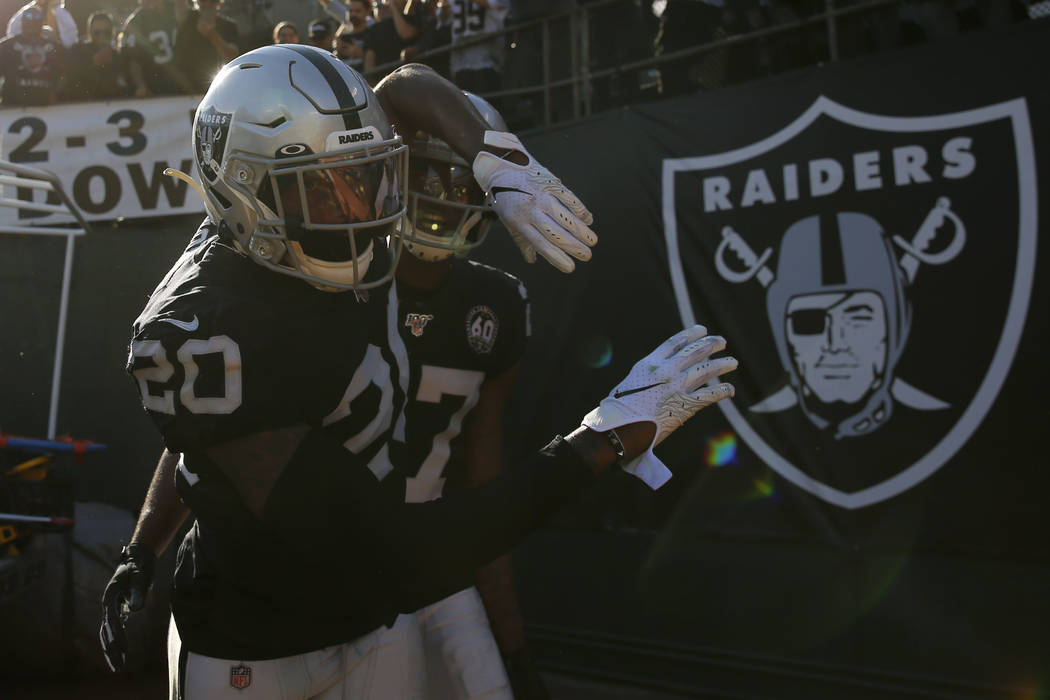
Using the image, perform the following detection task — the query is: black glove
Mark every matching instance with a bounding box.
[100,543,156,672]
[504,646,550,700]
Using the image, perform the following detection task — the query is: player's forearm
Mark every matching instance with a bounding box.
[262,430,596,611]
[378,425,658,602]
[131,449,190,557]
[375,63,490,161]
[375,436,597,607]
[257,420,651,613]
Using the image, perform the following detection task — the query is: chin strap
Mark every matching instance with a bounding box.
[164,167,222,223]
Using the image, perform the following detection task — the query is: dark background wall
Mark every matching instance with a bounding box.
[1,214,203,509]
[2,19,1047,697]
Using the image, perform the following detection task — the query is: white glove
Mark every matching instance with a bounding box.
[582,325,737,489]
[472,130,597,273]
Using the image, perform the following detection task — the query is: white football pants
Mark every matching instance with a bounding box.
[412,587,513,700]
[167,613,425,700]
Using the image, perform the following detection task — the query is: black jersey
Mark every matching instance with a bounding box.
[393,259,529,502]
[0,34,64,106]
[126,221,410,658]
[128,224,592,660]
[127,223,405,457]
[173,10,238,93]
[119,4,181,94]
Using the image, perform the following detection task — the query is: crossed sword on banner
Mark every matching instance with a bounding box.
[713,197,965,413]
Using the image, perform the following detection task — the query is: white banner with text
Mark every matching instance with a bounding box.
[0,95,205,225]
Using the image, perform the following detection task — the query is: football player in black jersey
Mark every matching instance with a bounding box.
[379,93,544,700]
[101,46,739,698]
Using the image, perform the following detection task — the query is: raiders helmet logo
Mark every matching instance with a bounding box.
[195,106,232,183]
[663,97,1036,509]
[466,306,499,354]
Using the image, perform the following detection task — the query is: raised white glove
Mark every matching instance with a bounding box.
[472,130,597,273]
[582,325,737,489]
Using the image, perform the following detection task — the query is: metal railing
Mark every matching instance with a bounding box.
[362,0,917,130]
[0,161,91,440]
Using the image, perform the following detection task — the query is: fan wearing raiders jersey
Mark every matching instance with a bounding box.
[118,0,192,96]
[101,49,737,700]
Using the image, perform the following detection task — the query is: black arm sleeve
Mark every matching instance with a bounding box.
[264,429,594,615]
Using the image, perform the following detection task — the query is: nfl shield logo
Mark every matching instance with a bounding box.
[230,664,251,690]
[663,96,1036,509]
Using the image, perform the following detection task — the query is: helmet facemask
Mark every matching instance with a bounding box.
[402,148,493,263]
[190,44,414,292]
[227,136,411,291]
[396,91,505,263]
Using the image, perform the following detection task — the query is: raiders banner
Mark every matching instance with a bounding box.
[663,96,1035,509]
[488,20,1048,525]
[479,20,1048,693]
[0,95,204,224]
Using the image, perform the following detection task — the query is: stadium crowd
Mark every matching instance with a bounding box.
[0,0,1039,121]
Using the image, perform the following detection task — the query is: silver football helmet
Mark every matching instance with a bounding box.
[401,92,508,262]
[191,44,409,290]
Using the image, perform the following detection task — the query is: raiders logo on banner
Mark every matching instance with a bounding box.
[663,97,1036,509]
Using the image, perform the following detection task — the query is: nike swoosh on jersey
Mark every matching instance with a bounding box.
[613,381,668,399]
[158,315,200,331]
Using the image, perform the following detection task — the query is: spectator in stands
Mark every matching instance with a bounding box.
[272,19,299,43]
[306,17,336,50]
[0,4,65,105]
[362,0,422,74]
[119,0,192,96]
[653,0,725,96]
[582,0,657,111]
[329,0,369,69]
[347,0,374,37]
[447,0,509,98]
[421,0,452,77]
[173,0,239,93]
[65,11,131,101]
[316,0,375,33]
[399,0,442,66]
[6,0,76,47]
[334,26,365,69]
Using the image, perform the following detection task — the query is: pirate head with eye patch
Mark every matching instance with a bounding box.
[766,212,912,437]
